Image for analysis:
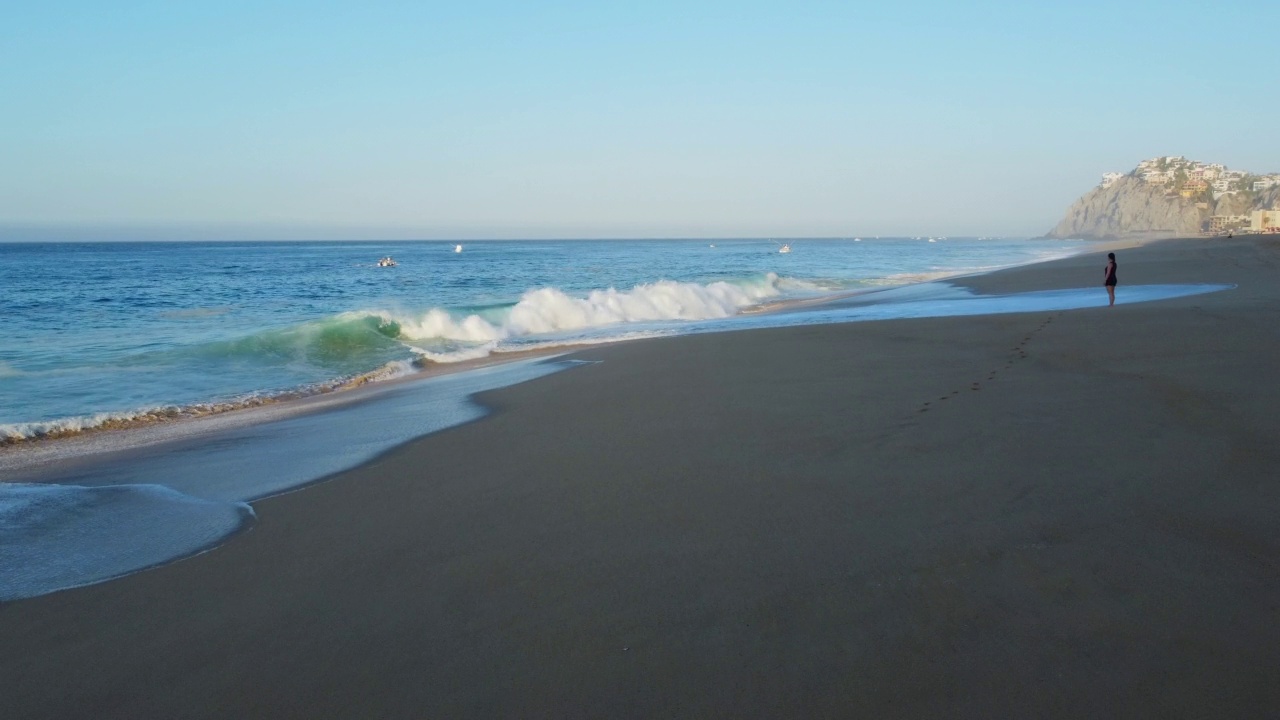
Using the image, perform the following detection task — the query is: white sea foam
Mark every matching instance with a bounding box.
[774,276,839,293]
[409,341,501,364]
[0,360,419,443]
[10,274,746,438]
[1,408,173,444]
[392,308,507,343]
[492,330,673,354]
[370,274,788,364]
[333,359,417,387]
[505,277,776,333]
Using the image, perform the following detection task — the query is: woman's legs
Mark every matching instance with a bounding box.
[1106,284,1116,306]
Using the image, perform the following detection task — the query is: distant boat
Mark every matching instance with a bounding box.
[928,237,937,243]
[853,237,861,242]
[454,244,463,253]
[377,256,397,267]
[778,243,791,254]
[709,244,715,248]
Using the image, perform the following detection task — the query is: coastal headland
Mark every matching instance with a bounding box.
[1047,156,1280,240]
[3,236,1278,718]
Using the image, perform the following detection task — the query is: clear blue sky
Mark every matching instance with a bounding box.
[2,0,1276,239]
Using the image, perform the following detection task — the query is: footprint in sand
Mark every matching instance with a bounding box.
[921,313,1060,414]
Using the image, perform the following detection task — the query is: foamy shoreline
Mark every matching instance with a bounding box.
[5,234,1276,716]
[3,238,1119,601]
[1,238,1095,466]
[0,345,569,476]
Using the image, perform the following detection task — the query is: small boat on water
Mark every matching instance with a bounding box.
[454,244,463,253]
[778,243,791,254]
[377,256,397,267]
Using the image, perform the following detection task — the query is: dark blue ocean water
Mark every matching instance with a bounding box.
[0,237,1079,438]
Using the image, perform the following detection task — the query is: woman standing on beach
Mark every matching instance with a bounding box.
[1104,252,1118,306]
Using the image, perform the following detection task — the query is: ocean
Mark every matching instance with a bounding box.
[0,237,1080,441]
[14,235,1184,601]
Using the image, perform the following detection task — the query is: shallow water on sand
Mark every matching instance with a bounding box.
[0,357,581,601]
[1,237,1082,441]
[0,279,1230,602]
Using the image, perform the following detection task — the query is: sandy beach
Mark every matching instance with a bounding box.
[3,236,1279,718]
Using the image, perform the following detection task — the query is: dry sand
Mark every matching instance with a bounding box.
[3,236,1279,718]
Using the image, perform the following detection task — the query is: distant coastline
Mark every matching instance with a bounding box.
[1048,156,1280,240]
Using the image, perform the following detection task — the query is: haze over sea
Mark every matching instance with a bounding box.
[1,237,1078,441]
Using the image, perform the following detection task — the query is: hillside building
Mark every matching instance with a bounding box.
[1209,215,1250,232]
[1251,210,1280,233]
[1180,180,1209,198]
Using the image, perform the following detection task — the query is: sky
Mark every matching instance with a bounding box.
[2,0,1277,240]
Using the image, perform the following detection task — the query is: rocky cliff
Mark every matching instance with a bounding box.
[1046,177,1280,240]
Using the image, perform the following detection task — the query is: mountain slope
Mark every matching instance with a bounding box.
[1047,176,1279,240]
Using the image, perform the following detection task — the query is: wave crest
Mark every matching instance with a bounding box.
[0,360,416,444]
[1,275,794,442]
[389,273,786,348]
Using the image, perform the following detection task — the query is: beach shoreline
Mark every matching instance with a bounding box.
[0,236,1100,475]
[3,234,1278,717]
[0,343,574,476]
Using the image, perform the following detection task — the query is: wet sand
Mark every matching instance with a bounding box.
[3,236,1279,718]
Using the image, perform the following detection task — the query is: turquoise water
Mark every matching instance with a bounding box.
[0,356,582,601]
[0,237,1080,440]
[1,237,1237,602]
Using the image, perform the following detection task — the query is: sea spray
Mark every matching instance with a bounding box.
[388,273,787,346]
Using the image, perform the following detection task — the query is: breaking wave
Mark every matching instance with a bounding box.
[171,274,798,367]
[1,274,805,443]
[0,360,416,444]
[185,313,406,369]
[383,272,793,352]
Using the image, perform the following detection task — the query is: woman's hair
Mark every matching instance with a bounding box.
[1108,253,1115,260]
